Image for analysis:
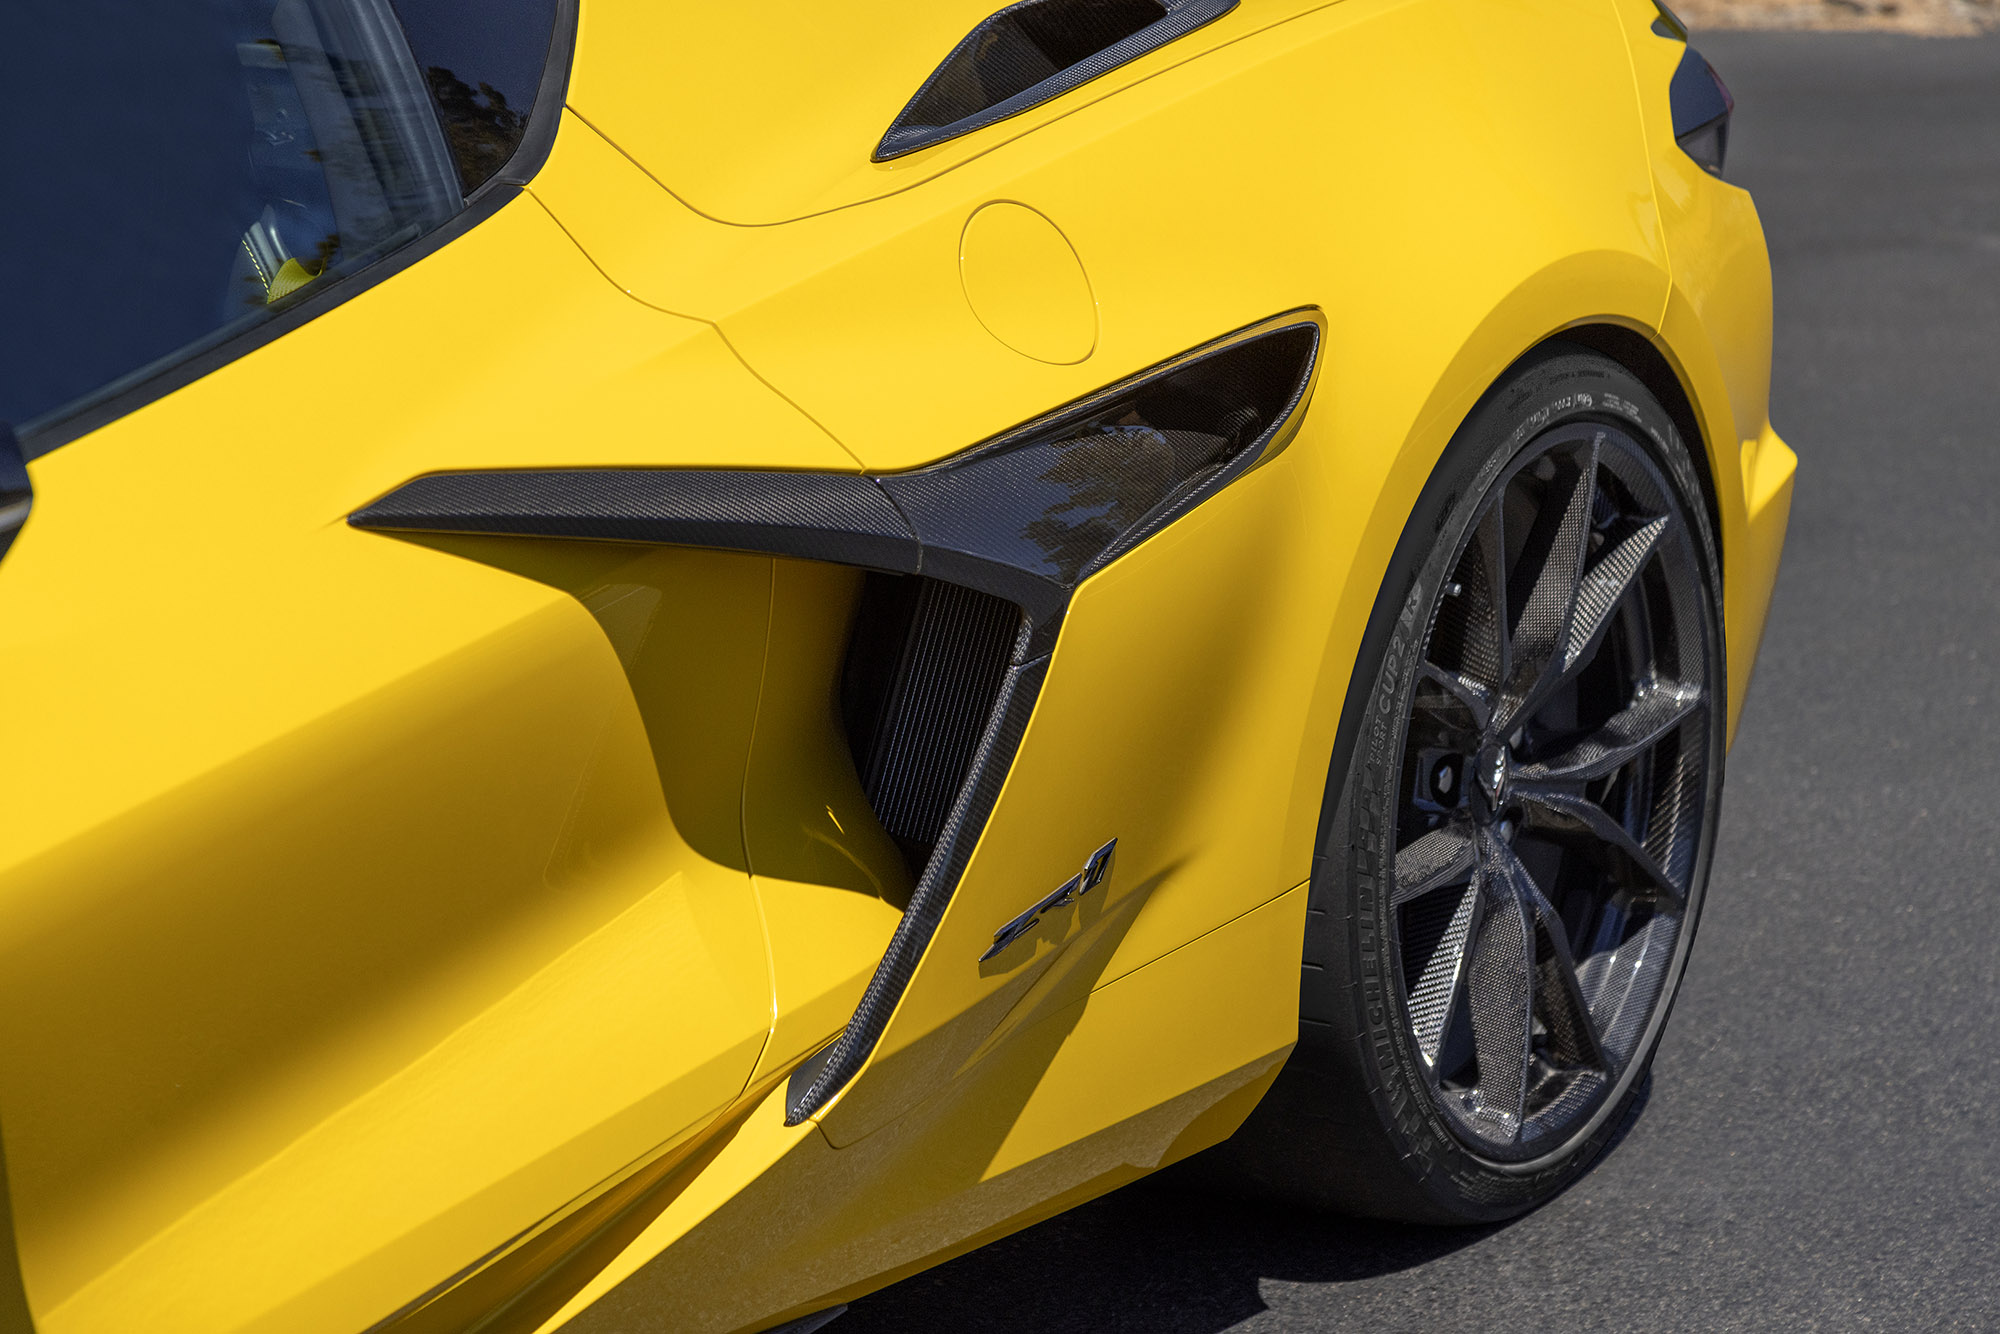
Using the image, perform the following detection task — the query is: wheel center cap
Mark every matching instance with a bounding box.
[1474,743,1510,821]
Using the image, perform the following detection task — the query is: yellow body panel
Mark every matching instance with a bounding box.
[741,560,911,1088]
[818,433,1332,1143]
[533,0,1670,473]
[1611,0,1797,738]
[532,882,1306,1334]
[957,202,1099,365]
[0,201,849,1329]
[0,0,1793,1328]
[563,0,1336,224]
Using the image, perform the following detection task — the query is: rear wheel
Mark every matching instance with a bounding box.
[1225,346,1725,1222]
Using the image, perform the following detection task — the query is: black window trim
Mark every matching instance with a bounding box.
[18,0,577,464]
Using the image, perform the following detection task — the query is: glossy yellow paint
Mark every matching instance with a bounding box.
[538,0,1673,1148]
[3,504,771,1333]
[536,0,1671,478]
[531,882,1306,1334]
[0,200,860,1331]
[563,0,1337,224]
[0,0,1795,1328]
[1612,0,1795,739]
[819,421,1333,1143]
[741,560,911,1088]
[957,202,1099,364]
[1734,424,1798,704]
[503,0,1786,1321]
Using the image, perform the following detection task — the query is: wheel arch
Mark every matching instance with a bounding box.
[1547,320,1724,578]
[1275,282,1743,943]
[1537,314,1784,749]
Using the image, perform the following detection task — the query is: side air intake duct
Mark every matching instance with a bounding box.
[842,575,1020,869]
[876,0,1237,160]
[348,310,1324,1122]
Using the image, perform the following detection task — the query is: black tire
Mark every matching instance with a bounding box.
[1221,345,1726,1223]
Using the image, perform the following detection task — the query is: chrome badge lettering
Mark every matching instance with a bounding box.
[979,839,1117,963]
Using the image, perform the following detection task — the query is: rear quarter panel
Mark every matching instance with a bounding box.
[520,0,1698,1322]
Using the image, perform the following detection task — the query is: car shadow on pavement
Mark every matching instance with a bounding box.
[842,1075,1651,1331]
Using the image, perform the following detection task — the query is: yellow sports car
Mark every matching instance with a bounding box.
[0,0,1792,1330]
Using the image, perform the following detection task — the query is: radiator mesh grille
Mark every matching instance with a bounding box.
[858,579,1021,849]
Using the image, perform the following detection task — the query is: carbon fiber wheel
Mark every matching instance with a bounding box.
[1219,346,1725,1222]
[1396,413,1709,1160]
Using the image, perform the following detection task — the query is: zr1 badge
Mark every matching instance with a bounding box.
[979,839,1117,963]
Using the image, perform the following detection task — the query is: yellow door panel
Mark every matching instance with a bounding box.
[0,195,875,1331]
[167,193,854,493]
[0,515,771,1333]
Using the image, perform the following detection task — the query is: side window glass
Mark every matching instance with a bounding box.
[231,1,462,311]
[0,0,551,441]
[391,0,560,193]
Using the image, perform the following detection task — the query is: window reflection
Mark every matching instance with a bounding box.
[1022,421,1242,583]
[4,0,461,434]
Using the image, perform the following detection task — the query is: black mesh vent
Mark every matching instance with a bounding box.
[843,576,1021,863]
[876,0,1236,160]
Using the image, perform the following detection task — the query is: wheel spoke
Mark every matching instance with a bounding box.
[1392,824,1478,907]
[1462,503,1510,688]
[1408,881,1478,1067]
[1515,786,1685,906]
[1466,840,1535,1135]
[1562,515,1668,677]
[1384,417,1715,1159]
[1516,682,1702,785]
[1498,441,1599,727]
[1417,663,1493,735]
[1489,841,1607,1072]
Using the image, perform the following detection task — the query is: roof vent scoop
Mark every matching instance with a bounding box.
[876,0,1237,160]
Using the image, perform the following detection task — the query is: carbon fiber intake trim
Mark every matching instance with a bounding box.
[788,629,1048,1124]
[876,0,1237,160]
[350,312,1320,638]
[350,468,921,574]
[880,309,1323,651]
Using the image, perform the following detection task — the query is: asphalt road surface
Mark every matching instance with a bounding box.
[841,30,2000,1334]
